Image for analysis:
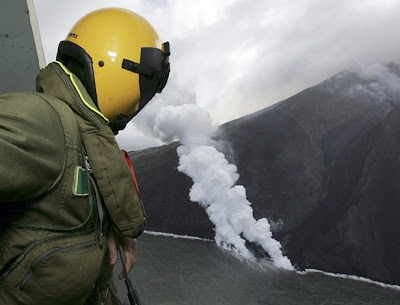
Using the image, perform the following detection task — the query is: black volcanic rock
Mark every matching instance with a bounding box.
[129,143,214,239]
[284,106,400,283]
[130,64,400,284]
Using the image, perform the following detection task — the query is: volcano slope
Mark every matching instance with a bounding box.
[129,64,400,285]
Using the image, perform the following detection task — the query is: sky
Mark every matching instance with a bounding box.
[33,0,400,150]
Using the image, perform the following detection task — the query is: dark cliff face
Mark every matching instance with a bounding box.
[130,64,400,284]
[283,106,400,284]
[129,143,214,239]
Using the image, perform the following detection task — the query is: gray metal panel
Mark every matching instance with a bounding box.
[0,0,44,93]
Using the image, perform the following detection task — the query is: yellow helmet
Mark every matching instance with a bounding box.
[56,8,170,133]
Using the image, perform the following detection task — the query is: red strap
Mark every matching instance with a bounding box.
[121,149,142,203]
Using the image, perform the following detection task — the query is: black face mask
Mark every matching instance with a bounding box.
[110,42,171,134]
[123,42,171,109]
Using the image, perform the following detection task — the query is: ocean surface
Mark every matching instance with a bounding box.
[114,233,400,305]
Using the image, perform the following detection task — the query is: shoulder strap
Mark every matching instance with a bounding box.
[121,150,143,204]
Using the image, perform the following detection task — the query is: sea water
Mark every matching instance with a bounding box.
[114,233,400,305]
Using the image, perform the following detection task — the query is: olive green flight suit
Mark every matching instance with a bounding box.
[0,62,146,305]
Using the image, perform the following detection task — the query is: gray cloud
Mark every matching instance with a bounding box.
[33,0,400,150]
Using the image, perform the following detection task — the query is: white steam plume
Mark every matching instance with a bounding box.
[153,104,293,270]
[348,64,400,102]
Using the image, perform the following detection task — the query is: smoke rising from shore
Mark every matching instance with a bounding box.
[153,104,293,270]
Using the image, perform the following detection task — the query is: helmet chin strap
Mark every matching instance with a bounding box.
[109,113,134,135]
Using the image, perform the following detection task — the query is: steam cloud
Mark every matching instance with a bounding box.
[354,64,400,102]
[152,104,293,270]
[324,64,400,103]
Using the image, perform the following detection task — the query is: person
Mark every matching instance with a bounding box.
[0,7,170,305]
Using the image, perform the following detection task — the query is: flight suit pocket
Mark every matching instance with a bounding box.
[5,235,105,305]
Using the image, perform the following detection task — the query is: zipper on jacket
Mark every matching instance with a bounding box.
[53,64,105,130]
[89,174,106,246]
[55,62,110,246]
[82,147,107,247]
[16,240,97,291]
[0,230,95,283]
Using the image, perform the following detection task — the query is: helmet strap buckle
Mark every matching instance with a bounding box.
[109,113,133,135]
